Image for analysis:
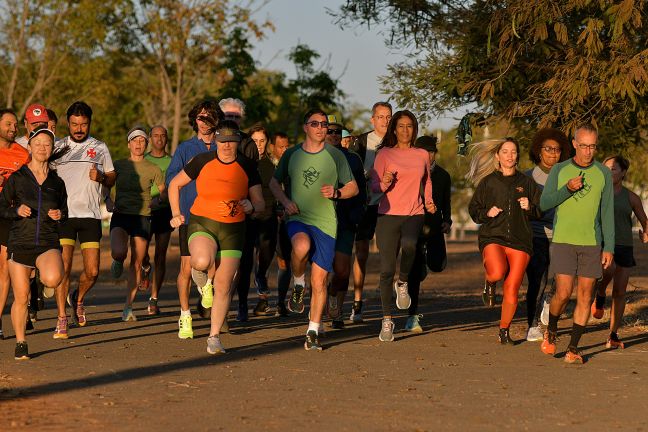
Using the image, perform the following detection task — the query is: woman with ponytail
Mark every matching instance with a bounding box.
[468,138,541,344]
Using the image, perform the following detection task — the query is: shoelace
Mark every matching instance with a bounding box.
[293,286,304,303]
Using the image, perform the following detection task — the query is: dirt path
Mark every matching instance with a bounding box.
[1,235,647,431]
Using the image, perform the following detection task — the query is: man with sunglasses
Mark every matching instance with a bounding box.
[539,123,614,364]
[350,101,392,323]
[324,116,366,329]
[270,109,358,350]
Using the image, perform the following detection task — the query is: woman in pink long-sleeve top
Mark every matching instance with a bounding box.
[370,110,436,342]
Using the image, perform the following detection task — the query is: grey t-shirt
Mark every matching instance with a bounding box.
[363,131,384,206]
[526,166,554,239]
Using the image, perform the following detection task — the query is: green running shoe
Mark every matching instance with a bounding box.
[178,314,193,339]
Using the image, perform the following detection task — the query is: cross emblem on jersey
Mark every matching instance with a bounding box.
[87,148,97,158]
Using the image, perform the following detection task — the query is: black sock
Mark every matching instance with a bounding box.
[548,313,560,333]
[595,294,606,309]
[353,300,362,312]
[610,331,619,341]
[569,324,586,350]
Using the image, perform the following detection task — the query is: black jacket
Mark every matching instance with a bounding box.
[468,170,541,255]
[423,164,452,236]
[0,165,68,250]
[350,131,370,162]
[336,147,367,229]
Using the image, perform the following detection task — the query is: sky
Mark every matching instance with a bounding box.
[253,0,463,130]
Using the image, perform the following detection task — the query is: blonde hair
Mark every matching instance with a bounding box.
[465,138,519,186]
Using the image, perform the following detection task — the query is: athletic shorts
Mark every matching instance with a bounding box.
[149,206,174,237]
[335,227,356,256]
[110,213,151,239]
[614,245,636,268]
[179,224,190,257]
[187,214,246,258]
[0,217,10,247]
[549,243,602,279]
[59,217,102,249]
[276,219,292,261]
[286,220,335,273]
[355,204,378,241]
[8,246,61,268]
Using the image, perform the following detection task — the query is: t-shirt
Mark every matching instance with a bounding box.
[145,152,171,209]
[113,159,164,216]
[540,159,614,251]
[273,143,354,238]
[184,152,261,223]
[52,136,115,219]
[15,136,28,149]
[363,132,383,206]
[525,166,555,239]
[0,142,30,192]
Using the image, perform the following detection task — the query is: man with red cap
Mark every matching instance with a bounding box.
[15,103,49,148]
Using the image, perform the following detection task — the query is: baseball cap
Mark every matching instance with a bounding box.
[215,124,241,142]
[342,129,351,139]
[326,115,343,129]
[28,126,56,143]
[415,135,438,152]
[25,104,50,124]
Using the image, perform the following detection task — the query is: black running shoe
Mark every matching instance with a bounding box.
[26,315,34,331]
[304,330,322,351]
[275,302,289,317]
[331,319,345,330]
[15,341,30,360]
[68,289,80,325]
[482,281,496,308]
[498,327,514,345]
[196,297,211,319]
[288,284,305,314]
[253,298,270,316]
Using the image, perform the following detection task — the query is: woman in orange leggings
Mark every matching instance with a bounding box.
[468,138,541,344]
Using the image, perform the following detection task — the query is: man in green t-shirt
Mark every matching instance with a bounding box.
[269,108,358,351]
[539,123,614,364]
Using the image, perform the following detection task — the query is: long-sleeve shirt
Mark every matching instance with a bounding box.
[370,146,432,216]
[165,136,215,224]
[540,158,614,252]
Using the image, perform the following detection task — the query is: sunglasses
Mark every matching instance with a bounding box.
[327,129,342,135]
[305,121,329,129]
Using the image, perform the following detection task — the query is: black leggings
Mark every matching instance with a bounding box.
[254,216,278,288]
[375,214,424,316]
[525,236,550,327]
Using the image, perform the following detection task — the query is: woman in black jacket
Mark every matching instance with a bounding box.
[0,127,68,359]
[468,138,541,344]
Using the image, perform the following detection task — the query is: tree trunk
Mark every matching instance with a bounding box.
[5,0,29,108]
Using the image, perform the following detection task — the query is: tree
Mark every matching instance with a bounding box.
[334,0,648,154]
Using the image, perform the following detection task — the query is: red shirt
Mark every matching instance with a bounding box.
[0,142,30,192]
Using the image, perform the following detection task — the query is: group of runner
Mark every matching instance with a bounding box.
[0,98,646,362]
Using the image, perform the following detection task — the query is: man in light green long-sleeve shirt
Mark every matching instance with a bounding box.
[538,123,614,364]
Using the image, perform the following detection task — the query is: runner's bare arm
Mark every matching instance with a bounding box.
[337,179,358,199]
[269,177,298,215]
[168,171,191,227]
[629,190,648,243]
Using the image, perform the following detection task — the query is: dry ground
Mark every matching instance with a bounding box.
[1,234,647,431]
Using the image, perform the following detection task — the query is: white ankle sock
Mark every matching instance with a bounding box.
[307,321,319,334]
[294,274,306,286]
[180,309,191,317]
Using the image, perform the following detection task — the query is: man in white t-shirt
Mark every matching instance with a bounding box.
[15,103,49,148]
[349,101,392,323]
[53,101,116,334]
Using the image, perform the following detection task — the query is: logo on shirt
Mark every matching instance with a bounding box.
[302,167,320,188]
[87,148,96,159]
[223,200,240,217]
[515,186,525,193]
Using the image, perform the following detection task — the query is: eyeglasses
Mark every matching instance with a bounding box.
[305,121,329,129]
[373,115,392,122]
[577,143,597,151]
[224,112,242,119]
[541,146,561,154]
[327,129,342,135]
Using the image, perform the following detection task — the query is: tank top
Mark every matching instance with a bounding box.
[614,187,634,246]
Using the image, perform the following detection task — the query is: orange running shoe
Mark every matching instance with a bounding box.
[541,330,557,355]
[564,348,584,364]
[606,337,625,349]
[590,302,604,319]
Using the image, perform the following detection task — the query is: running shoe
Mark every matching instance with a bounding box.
[606,337,625,350]
[287,284,305,314]
[191,268,209,289]
[196,298,211,319]
[482,280,496,308]
[405,314,423,333]
[178,314,193,339]
[255,275,270,297]
[331,318,345,329]
[207,335,226,355]
[590,301,604,320]
[28,303,37,323]
[14,341,30,360]
[498,327,514,345]
[526,324,544,342]
[53,317,69,339]
[200,281,214,309]
[275,302,289,317]
[564,347,584,364]
[26,315,34,331]
[67,289,86,327]
[540,293,551,326]
[147,297,160,315]
[350,301,363,323]
[122,306,137,322]
[327,294,339,320]
[394,280,411,310]
[253,298,270,316]
[541,330,557,355]
[138,264,152,291]
[111,260,124,279]
[379,318,395,342]
[304,330,322,351]
[43,285,55,299]
[237,304,249,322]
